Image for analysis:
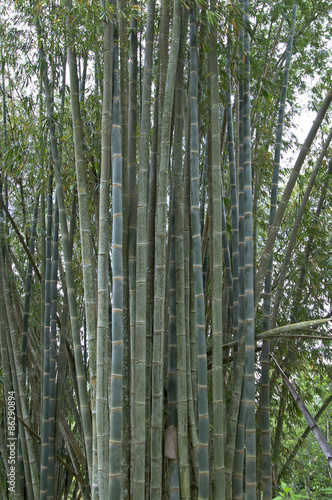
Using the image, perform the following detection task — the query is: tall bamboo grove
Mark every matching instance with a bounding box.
[1,0,332,499]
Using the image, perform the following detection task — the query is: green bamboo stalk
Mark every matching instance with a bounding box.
[209,2,225,495]
[54,265,70,495]
[146,2,169,490]
[226,19,239,349]
[108,35,123,498]
[174,29,190,496]
[261,7,297,498]
[52,65,67,491]
[116,1,130,492]
[167,190,180,499]
[67,35,98,494]
[127,8,138,497]
[200,150,207,238]
[233,13,246,494]
[150,0,180,495]
[47,197,59,500]
[243,2,256,498]
[40,173,53,500]
[225,334,245,498]
[40,190,46,391]
[222,199,234,312]
[183,88,199,493]
[96,4,113,498]
[133,1,155,497]
[189,7,209,499]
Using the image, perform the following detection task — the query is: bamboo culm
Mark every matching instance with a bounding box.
[190,7,209,498]
[108,35,124,498]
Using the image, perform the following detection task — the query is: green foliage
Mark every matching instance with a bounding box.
[273,481,307,499]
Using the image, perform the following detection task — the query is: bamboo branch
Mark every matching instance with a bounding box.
[223,317,332,350]
[0,196,41,281]
[278,393,332,480]
[271,354,332,470]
